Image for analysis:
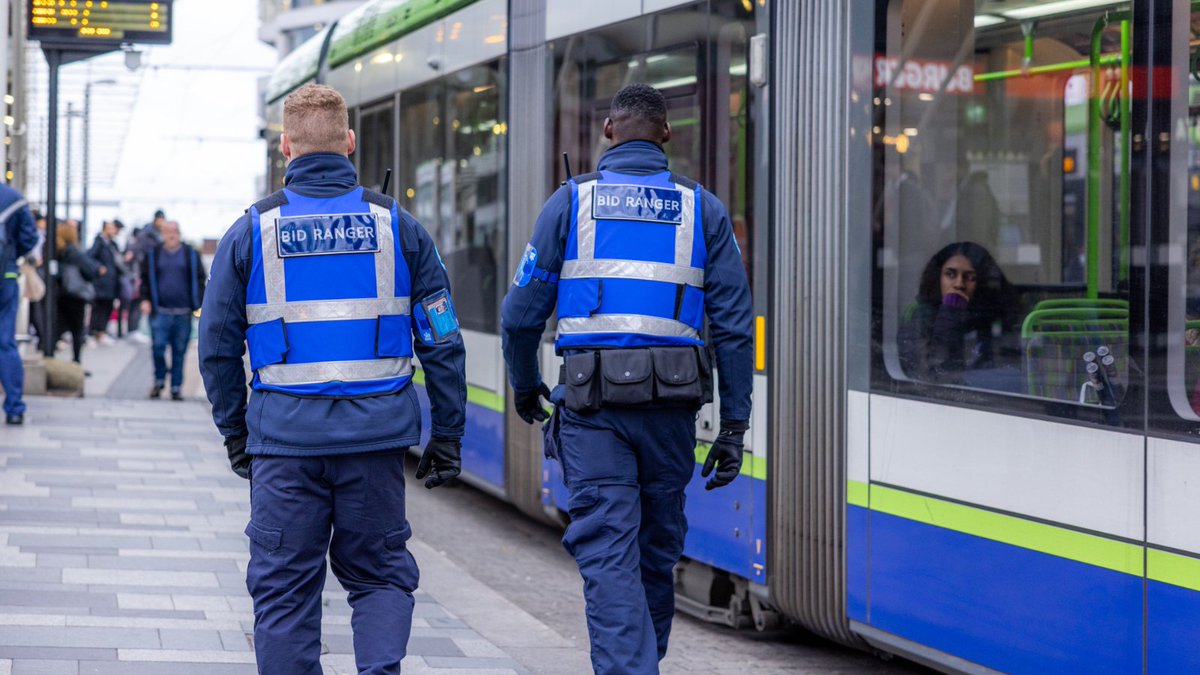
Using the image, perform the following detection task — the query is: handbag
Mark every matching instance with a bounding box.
[21,265,45,302]
[61,263,96,302]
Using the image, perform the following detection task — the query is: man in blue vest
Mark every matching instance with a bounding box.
[0,183,38,425]
[199,84,466,675]
[501,83,753,673]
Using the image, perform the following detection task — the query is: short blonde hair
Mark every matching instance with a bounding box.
[283,84,350,156]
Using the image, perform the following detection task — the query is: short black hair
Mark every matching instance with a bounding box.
[610,83,667,128]
[154,209,165,219]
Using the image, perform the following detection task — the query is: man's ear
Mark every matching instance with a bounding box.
[346,129,357,156]
[662,121,672,145]
[603,117,614,141]
[281,134,293,162]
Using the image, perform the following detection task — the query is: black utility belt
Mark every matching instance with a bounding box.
[559,347,713,412]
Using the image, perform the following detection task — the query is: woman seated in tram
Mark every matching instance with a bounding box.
[898,241,1021,387]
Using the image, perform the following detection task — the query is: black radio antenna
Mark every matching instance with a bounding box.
[382,168,392,195]
[560,152,573,187]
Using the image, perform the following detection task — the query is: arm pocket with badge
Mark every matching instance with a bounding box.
[414,289,461,344]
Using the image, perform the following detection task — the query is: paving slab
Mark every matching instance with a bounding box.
[0,397,587,674]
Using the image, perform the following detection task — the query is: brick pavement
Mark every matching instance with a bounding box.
[0,397,578,674]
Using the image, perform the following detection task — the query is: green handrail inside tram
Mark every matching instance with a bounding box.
[970,10,1132,301]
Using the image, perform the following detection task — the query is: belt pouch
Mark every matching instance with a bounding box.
[651,347,703,405]
[563,352,601,412]
[599,349,654,407]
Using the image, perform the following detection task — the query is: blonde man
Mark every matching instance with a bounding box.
[199,84,467,675]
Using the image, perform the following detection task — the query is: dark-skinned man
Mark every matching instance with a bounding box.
[500,83,753,674]
[199,84,466,675]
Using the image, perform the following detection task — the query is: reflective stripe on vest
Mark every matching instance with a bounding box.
[247,190,413,396]
[257,357,413,387]
[556,172,704,345]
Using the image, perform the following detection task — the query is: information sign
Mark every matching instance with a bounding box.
[29,0,172,46]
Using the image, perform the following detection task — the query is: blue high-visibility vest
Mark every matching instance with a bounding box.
[555,169,707,350]
[245,187,414,397]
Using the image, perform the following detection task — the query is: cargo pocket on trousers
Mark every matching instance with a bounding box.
[244,522,282,553]
[246,318,288,371]
[563,352,600,412]
[561,485,605,563]
[384,523,412,550]
[651,347,702,405]
[599,349,654,406]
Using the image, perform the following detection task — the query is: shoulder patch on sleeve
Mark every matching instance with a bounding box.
[513,244,538,287]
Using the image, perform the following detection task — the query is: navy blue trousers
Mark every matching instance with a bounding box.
[0,278,23,416]
[150,312,191,390]
[245,451,419,675]
[558,406,697,675]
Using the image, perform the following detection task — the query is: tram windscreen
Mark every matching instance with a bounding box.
[877,0,1132,408]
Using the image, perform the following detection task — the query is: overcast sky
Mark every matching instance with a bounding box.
[24,0,277,242]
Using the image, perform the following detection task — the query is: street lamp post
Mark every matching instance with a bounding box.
[65,101,74,222]
[82,79,117,243]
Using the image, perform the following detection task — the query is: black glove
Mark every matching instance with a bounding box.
[416,437,461,489]
[701,420,747,491]
[514,383,552,425]
[224,434,251,480]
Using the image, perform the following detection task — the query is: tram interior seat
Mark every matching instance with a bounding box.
[1022,305,1128,404]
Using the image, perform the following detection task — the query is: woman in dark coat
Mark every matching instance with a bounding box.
[54,220,100,364]
[88,220,125,343]
[898,241,1020,384]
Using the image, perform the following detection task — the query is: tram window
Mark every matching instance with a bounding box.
[397,61,507,334]
[442,62,506,334]
[878,1,1132,410]
[550,1,756,281]
[358,99,395,197]
[1165,9,1200,421]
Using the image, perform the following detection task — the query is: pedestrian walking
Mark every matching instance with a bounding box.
[54,219,99,367]
[88,219,126,344]
[0,183,39,424]
[501,83,754,674]
[140,220,205,400]
[124,209,164,338]
[27,211,46,343]
[198,83,467,675]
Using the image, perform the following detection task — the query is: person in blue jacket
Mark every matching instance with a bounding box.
[0,183,38,425]
[198,84,467,675]
[501,83,753,674]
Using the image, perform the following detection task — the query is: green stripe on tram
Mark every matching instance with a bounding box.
[1148,548,1200,593]
[846,480,869,508]
[846,480,1144,577]
[411,368,505,413]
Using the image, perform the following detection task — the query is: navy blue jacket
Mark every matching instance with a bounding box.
[1,184,38,277]
[501,141,753,423]
[199,153,467,455]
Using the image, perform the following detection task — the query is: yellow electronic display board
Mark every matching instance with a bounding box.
[29,0,172,46]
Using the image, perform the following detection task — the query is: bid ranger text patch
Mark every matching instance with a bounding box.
[593,185,684,225]
[276,213,380,258]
